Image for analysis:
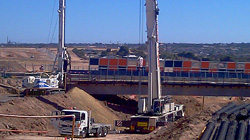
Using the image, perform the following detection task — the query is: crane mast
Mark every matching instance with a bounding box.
[146,0,161,112]
[58,0,69,87]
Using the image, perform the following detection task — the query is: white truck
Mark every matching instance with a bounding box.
[51,109,111,138]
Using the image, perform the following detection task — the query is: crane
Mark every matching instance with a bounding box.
[115,0,184,133]
[22,0,69,95]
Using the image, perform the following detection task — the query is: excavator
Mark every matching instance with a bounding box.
[115,0,184,133]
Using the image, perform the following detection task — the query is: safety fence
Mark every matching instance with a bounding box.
[68,69,250,84]
[89,58,250,74]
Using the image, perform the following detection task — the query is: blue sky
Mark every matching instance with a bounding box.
[1,0,250,44]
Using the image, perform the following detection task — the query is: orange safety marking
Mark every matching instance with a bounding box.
[201,62,210,69]
[99,58,108,65]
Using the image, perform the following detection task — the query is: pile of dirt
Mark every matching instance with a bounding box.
[0,78,22,95]
[0,78,22,88]
[63,87,119,124]
[0,87,120,138]
[0,87,9,94]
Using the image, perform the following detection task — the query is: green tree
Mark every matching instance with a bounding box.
[177,52,199,60]
[220,55,235,62]
[117,46,129,56]
[135,50,146,58]
[160,52,176,59]
[202,57,212,61]
[101,51,108,57]
[72,48,85,58]
[106,48,111,52]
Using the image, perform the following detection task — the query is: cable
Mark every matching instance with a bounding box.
[141,0,144,44]
[47,0,57,43]
[50,17,58,43]
[139,0,145,46]
[139,0,141,44]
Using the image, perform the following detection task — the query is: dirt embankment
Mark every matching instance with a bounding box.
[0,78,22,87]
[0,78,22,95]
[0,87,120,138]
[0,85,234,140]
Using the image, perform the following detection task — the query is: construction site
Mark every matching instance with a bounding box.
[1,0,250,140]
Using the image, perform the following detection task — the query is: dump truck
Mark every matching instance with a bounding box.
[51,109,111,138]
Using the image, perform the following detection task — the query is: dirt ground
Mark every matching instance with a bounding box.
[0,87,131,139]
[0,47,236,139]
[0,87,233,140]
[0,77,234,140]
[0,47,89,72]
[5,134,145,140]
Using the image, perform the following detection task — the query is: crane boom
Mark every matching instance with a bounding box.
[58,0,69,87]
[58,0,65,74]
[146,0,161,112]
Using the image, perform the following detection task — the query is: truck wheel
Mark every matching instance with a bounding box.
[102,127,108,137]
[80,128,87,138]
[94,127,102,137]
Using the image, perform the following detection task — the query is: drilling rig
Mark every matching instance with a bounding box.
[22,0,70,95]
[115,0,184,133]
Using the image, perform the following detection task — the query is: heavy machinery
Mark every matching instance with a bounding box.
[115,0,184,133]
[51,109,111,138]
[22,0,70,95]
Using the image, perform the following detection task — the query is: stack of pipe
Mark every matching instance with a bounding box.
[220,103,247,120]
[236,120,247,140]
[212,102,236,120]
[215,121,230,140]
[225,120,238,140]
[200,122,215,140]
[200,102,250,140]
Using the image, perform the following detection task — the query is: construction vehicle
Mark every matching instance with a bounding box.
[115,0,184,133]
[22,0,69,95]
[51,109,111,138]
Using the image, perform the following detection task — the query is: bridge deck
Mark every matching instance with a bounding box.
[67,73,250,97]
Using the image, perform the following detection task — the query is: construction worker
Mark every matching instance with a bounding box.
[39,65,44,72]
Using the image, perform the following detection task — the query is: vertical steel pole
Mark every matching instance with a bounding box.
[138,57,143,99]
[88,54,91,81]
[71,115,75,140]
[64,73,67,90]
[202,96,205,110]
[139,68,142,99]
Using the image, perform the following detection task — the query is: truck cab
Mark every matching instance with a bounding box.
[59,109,89,137]
[52,109,111,138]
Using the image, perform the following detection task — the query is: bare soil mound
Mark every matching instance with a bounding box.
[0,87,119,138]
[61,87,119,124]
[0,78,22,88]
